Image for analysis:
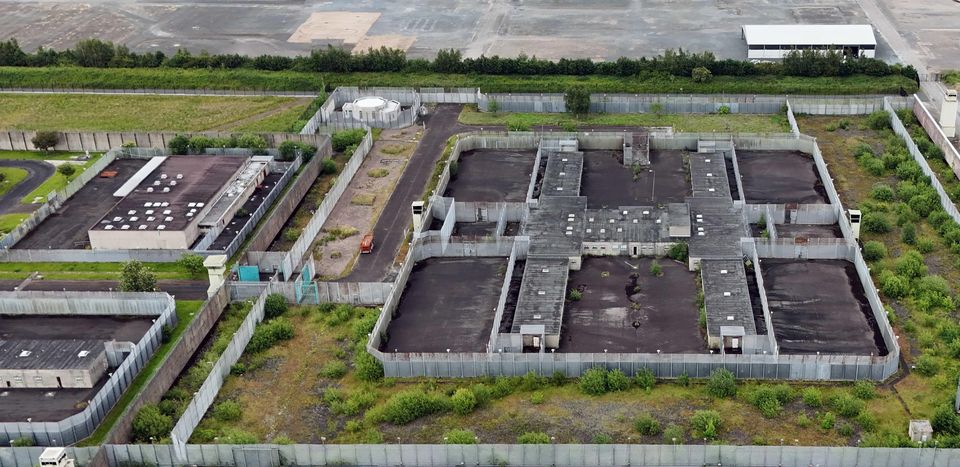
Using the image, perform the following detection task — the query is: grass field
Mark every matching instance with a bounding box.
[78,300,204,447]
[0,94,298,131]
[0,67,918,95]
[0,261,197,281]
[798,115,960,434]
[458,106,791,132]
[0,166,28,197]
[20,153,102,204]
[0,212,28,235]
[230,101,312,132]
[0,150,86,161]
[175,304,911,447]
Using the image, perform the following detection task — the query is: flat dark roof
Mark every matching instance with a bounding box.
[0,340,104,370]
[92,156,247,232]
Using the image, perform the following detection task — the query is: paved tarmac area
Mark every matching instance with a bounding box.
[0,160,53,215]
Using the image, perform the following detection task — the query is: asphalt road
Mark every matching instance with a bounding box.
[344,104,465,282]
[0,159,54,214]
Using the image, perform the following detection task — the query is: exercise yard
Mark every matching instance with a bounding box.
[384,257,506,353]
[758,259,886,356]
[579,150,689,208]
[775,224,844,239]
[736,150,829,204]
[443,149,536,202]
[559,256,704,353]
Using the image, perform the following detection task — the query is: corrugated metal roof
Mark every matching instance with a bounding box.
[742,25,876,46]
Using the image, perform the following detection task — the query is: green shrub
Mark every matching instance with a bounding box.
[246,317,294,353]
[662,424,684,443]
[520,370,546,391]
[894,250,927,278]
[10,437,33,447]
[157,399,179,417]
[634,368,656,390]
[667,242,689,263]
[706,368,736,398]
[932,405,960,435]
[913,353,940,376]
[332,129,366,152]
[530,391,545,405]
[901,222,917,244]
[606,369,630,392]
[676,373,690,387]
[819,412,836,430]
[879,271,910,299]
[132,405,173,442]
[870,184,895,201]
[856,413,878,432]
[579,367,609,395]
[862,241,887,261]
[593,433,614,444]
[692,66,713,83]
[567,289,583,301]
[852,380,876,400]
[444,429,477,444]
[319,360,348,379]
[517,432,551,444]
[691,410,722,439]
[916,238,935,254]
[861,212,891,233]
[861,157,887,176]
[278,140,317,161]
[264,293,288,319]
[451,388,478,415]
[867,111,891,130]
[802,387,823,408]
[749,387,784,418]
[354,346,384,381]
[550,370,567,386]
[650,260,663,277]
[837,423,854,437]
[376,389,449,425]
[321,158,337,175]
[634,415,661,435]
[168,134,190,155]
[796,413,812,428]
[829,393,865,418]
[213,400,243,421]
[221,428,258,444]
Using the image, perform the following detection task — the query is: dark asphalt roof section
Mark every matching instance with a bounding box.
[0,339,104,370]
[700,259,758,341]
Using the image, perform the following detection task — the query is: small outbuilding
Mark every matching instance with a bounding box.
[742,24,877,59]
[909,419,933,443]
[0,340,107,389]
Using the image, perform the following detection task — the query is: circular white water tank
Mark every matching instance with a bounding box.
[353,96,389,112]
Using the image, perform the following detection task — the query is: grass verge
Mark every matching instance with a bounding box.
[0,166,28,196]
[0,67,918,95]
[0,150,86,161]
[0,212,29,236]
[458,106,790,132]
[20,154,102,204]
[0,94,297,131]
[0,261,196,281]
[230,101,312,133]
[77,300,204,446]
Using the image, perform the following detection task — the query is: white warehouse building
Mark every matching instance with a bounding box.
[742,24,877,60]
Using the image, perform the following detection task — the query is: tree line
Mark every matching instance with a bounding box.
[0,38,918,82]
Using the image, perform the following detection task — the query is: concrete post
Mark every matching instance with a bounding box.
[203,255,228,297]
[939,89,957,138]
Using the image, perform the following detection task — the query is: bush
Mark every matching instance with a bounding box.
[567,289,582,301]
[246,317,294,353]
[550,370,567,386]
[856,412,878,432]
[650,260,663,277]
[57,163,77,177]
[819,412,836,430]
[932,405,960,435]
[916,238,935,254]
[634,414,661,436]
[451,388,478,415]
[861,212,891,233]
[177,253,206,279]
[908,193,939,218]
[879,271,910,299]
[691,410,722,439]
[332,129,366,152]
[517,432,551,444]
[706,368,737,398]
[691,66,713,83]
[749,387,784,418]
[10,437,33,447]
[564,86,590,117]
[913,353,940,376]
[676,373,690,387]
[31,130,59,152]
[606,369,630,392]
[278,140,317,161]
[837,423,854,437]
[321,158,337,175]
[852,380,876,400]
[213,400,243,421]
[119,260,156,292]
[377,389,449,425]
[866,110,891,130]
[829,393,865,418]
[862,241,887,261]
[444,429,477,444]
[870,184,895,202]
[662,424,684,443]
[579,367,608,395]
[894,250,927,279]
[264,293,289,319]
[802,387,823,408]
[667,242,689,262]
[530,391,545,405]
[168,134,189,154]
[634,368,656,390]
[319,360,348,379]
[132,405,173,442]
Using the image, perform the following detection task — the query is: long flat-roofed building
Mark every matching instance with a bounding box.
[0,340,107,389]
[742,24,877,59]
[88,155,264,250]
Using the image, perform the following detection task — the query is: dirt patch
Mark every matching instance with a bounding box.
[314,128,421,279]
[560,256,704,353]
[287,11,380,44]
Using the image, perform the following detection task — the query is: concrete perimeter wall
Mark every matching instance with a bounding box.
[228,280,391,306]
[0,131,326,152]
[0,293,176,446]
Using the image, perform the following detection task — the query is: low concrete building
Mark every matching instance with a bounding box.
[88,155,259,250]
[0,340,107,389]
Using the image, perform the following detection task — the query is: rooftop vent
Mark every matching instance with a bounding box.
[127,210,136,215]
[586,228,592,233]
[147,216,156,222]
[138,225,147,230]
[104,225,115,230]
[170,180,177,186]
[130,216,139,222]
[720,269,728,274]
[78,351,89,358]
[163,210,172,215]
[121,225,130,230]
[146,210,154,215]
[623,210,628,215]
[537,290,546,295]
[146,187,154,193]
[633,219,638,223]
[162,187,170,193]
[153,180,161,186]
[542,268,550,273]
[197,203,204,207]
[186,212,194,217]
[157,225,166,230]
[160,173,168,179]
[705,159,711,162]
[165,216,173,222]
[113,217,122,222]
[188,202,196,208]
[143,202,151,207]
[176,174,183,179]
[161,202,169,207]
[533,314,542,319]
[18,350,31,357]
[727,315,735,321]
[723,292,731,297]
